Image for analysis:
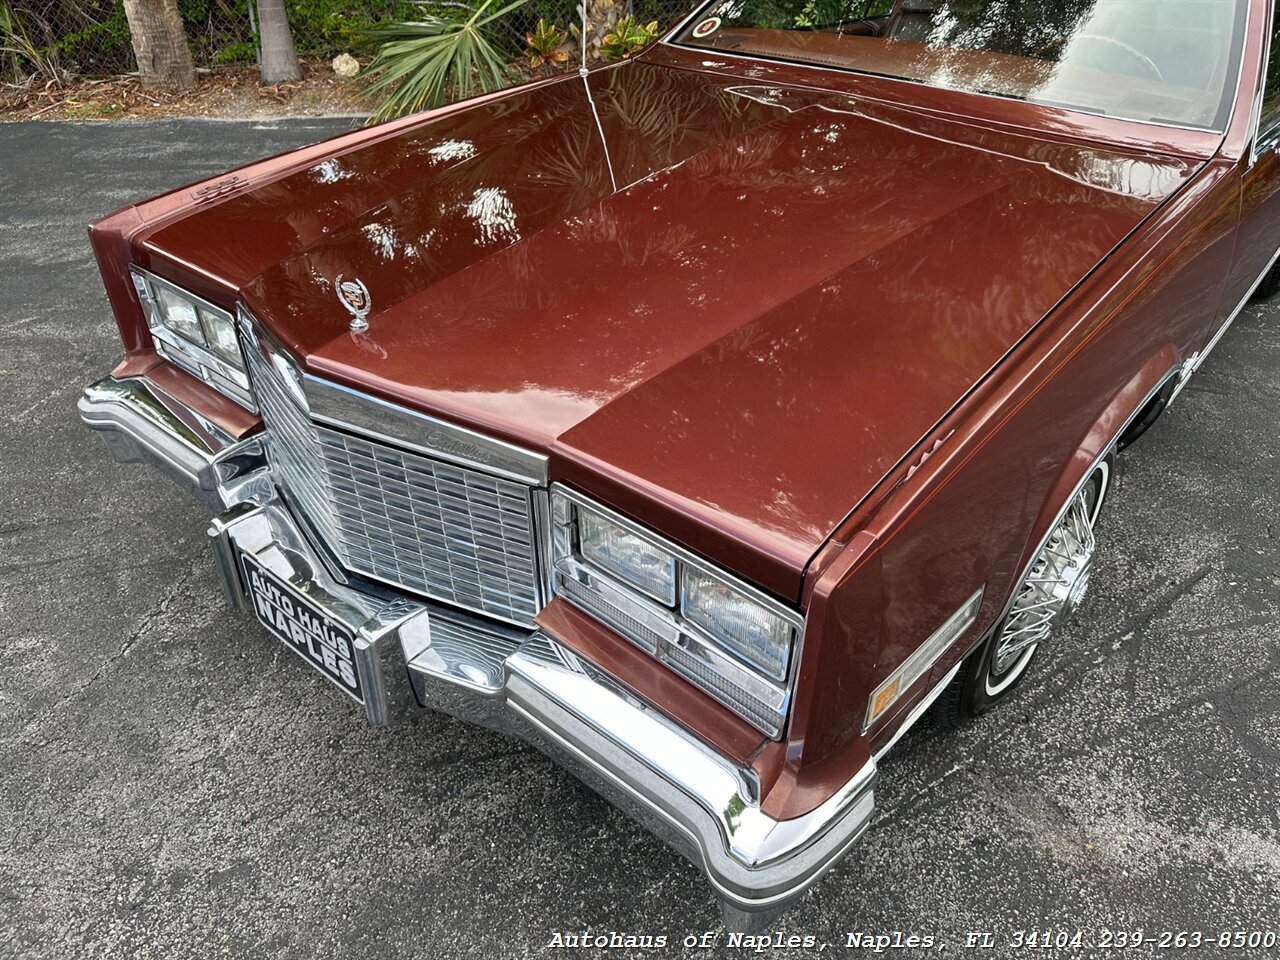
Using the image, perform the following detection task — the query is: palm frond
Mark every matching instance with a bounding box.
[364,0,526,123]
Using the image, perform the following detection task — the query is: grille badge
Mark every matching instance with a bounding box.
[335,275,372,331]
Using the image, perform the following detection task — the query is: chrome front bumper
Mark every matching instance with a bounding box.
[79,373,878,915]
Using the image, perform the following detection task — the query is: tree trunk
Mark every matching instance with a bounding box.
[121,0,196,90]
[256,0,301,84]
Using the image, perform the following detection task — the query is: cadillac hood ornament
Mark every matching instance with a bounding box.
[335,275,372,332]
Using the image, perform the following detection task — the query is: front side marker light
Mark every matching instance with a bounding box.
[864,585,985,731]
[868,676,901,727]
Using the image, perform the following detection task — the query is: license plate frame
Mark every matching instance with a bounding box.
[239,553,365,704]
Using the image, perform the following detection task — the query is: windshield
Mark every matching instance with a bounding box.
[674,0,1246,130]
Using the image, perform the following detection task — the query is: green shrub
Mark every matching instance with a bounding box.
[599,12,655,59]
[363,0,525,122]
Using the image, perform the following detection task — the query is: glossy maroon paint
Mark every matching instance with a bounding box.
[88,0,1275,820]
[123,56,1199,601]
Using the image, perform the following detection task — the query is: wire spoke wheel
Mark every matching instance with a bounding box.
[984,461,1110,697]
[933,457,1114,726]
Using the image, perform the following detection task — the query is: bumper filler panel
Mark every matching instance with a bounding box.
[79,373,878,914]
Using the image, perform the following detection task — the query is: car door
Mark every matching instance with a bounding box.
[1221,3,1280,316]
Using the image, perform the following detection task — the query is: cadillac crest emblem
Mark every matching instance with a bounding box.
[335,275,372,332]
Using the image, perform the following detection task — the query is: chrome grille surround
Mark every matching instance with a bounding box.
[239,312,544,626]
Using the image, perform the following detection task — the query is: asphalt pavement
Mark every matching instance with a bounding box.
[1,118,1277,959]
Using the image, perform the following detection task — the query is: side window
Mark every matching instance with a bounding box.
[1261,4,1280,136]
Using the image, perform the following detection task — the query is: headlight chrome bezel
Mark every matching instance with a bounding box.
[130,266,256,412]
[550,485,804,738]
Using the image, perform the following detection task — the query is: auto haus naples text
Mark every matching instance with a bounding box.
[243,562,359,694]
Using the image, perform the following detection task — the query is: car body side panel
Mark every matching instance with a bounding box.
[756,156,1244,818]
[1224,147,1280,311]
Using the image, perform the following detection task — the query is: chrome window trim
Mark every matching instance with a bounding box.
[303,374,548,487]
[1250,0,1275,166]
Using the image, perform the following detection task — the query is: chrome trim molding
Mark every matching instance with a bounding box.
[873,661,962,761]
[1169,241,1280,406]
[1198,242,1280,367]
[530,488,556,608]
[305,375,548,487]
[78,375,268,513]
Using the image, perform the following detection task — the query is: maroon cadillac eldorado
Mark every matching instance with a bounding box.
[78,0,1280,924]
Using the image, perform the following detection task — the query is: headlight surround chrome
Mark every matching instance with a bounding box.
[550,485,803,738]
[130,266,256,411]
[238,305,308,411]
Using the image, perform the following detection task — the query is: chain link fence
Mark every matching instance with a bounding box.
[1,0,697,83]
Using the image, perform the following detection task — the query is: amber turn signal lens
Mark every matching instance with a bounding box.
[868,676,901,726]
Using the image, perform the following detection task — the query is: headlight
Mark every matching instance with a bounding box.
[153,284,204,344]
[550,486,803,738]
[130,266,256,412]
[577,506,676,603]
[681,567,793,682]
[201,306,243,365]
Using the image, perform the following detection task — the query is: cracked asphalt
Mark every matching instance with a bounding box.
[1,119,1278,959]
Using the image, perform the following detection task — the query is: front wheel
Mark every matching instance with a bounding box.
[935,457,1111,725]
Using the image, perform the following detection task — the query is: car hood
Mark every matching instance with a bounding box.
[139,53,1200,599]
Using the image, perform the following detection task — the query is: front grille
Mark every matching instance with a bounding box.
[243,328,541,626]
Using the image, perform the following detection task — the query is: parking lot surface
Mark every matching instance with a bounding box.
[1,119,1277,959]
